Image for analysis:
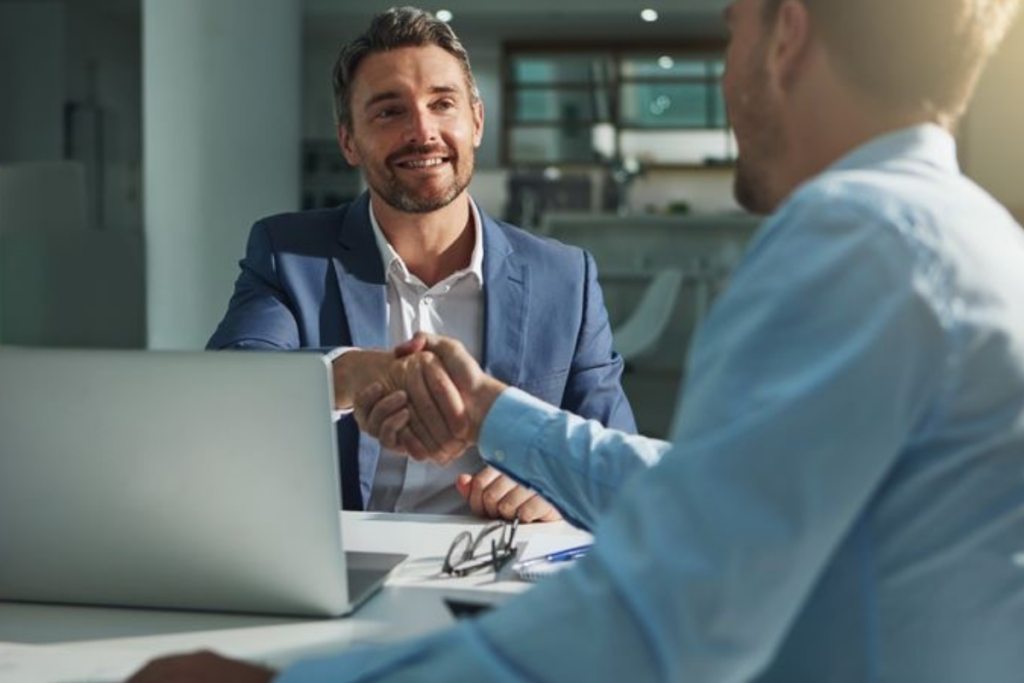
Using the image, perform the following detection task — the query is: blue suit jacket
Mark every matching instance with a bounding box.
[208,194,636,509]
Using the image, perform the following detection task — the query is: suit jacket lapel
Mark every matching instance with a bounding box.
[331,193,387,510]
[481,214,528,386]
[333,193,388,350]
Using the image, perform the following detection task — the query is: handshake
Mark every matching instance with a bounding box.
[332,333,560,523]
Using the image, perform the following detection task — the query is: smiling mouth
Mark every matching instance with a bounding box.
[395,157,450,170]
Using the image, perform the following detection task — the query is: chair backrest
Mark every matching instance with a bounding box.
[612,267,686,363]
[0,161,88,233]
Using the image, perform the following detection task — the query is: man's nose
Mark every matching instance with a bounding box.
[405,107,440,146]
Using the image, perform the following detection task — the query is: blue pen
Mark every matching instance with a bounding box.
[514,544,592,569]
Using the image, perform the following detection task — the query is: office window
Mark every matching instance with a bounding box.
[505,54,611,164]
[505,47,735,167]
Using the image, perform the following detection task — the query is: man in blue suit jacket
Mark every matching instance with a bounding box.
[207,7,635,519]
[207,193,635,514]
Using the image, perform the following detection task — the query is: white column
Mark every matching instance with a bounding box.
[143,0,301,349]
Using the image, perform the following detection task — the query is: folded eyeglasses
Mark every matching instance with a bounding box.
[442,518,519,577]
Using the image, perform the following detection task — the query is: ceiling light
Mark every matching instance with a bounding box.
[436,9,453,22]
[640,8,659,22]
[657,55,674,70]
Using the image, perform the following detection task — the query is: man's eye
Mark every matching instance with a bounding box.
[376,108,400,120]
[434,99,456,111]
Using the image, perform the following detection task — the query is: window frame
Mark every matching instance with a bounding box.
[502,40,733,169]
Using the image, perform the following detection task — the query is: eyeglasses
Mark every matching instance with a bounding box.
[442,518,519,577]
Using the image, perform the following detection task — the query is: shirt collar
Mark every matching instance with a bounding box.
[368,197,484,287]
[828,123,959,176]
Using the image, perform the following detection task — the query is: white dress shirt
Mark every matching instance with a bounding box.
[359,199,486,514]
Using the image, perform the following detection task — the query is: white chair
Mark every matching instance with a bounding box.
[612,267,685,365]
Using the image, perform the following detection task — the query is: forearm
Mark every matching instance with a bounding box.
[207,221,301,351]
[277,554,663,683]
[477,389,668,528]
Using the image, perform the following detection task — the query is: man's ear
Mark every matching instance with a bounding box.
[471,99,484,149]
[768,0,813,91]
[337,123,361,166]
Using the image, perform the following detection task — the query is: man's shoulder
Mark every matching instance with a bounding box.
[788,154,997,225]
[247,204,361,253]
[256,204,353,233]
[483,212,585,264]
[762,160,1023,293]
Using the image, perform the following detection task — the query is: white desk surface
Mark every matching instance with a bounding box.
[0,512,590,682]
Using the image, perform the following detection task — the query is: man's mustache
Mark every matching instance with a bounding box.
[387,144,455,165]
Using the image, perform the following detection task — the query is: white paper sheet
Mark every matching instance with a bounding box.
[513,532,593,582]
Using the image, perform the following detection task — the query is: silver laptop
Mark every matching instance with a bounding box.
[0,347,405,617]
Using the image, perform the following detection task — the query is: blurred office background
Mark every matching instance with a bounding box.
[1,0,1022,437]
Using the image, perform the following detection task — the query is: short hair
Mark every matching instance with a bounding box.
[331,6,480,130]
[762,0,1020,124]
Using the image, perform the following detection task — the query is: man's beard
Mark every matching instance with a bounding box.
[733,151,776,216]
[728,58,785,215]
[368,143,473,214]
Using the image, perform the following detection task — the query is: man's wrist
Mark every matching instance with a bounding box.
[465,376,507,442]
[332,349,388,409]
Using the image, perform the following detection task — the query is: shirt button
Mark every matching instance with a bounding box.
[493,450,506,463]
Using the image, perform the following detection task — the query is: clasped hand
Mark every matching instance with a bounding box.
[344,334,560,523]
[339,346,471,464]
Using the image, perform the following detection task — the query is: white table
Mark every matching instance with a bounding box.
[0,512,590,682]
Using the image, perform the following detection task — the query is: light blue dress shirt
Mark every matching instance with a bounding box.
[278,125,1024,682]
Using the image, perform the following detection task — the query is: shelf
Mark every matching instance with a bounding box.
[508,161,735,171]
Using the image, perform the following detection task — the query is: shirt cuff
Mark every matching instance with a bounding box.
[325,347,356,422]
[478,387,562,473]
